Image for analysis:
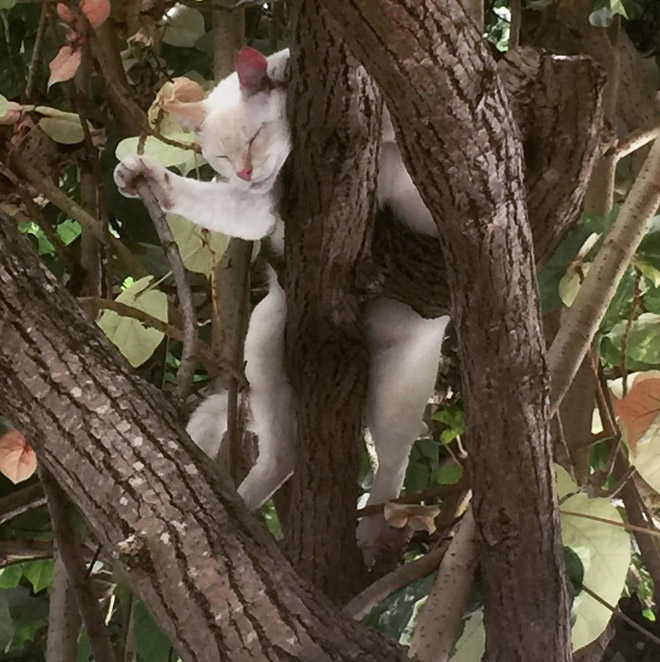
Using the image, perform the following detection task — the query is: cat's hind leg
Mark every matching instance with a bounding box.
[358,298,449,558]
[237,271,295,510]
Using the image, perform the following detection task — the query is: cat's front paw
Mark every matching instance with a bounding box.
[113,156,173,209]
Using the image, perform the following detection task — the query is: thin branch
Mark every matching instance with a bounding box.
[561,509,660,538]
[580,584,660,649]
[15,161,148,279]
[620,271,642,397]
[547,135,660,415]
[135,180,197,405]
[25,2,47,101]
[39,466,117,662]
[46,545,82,662]
[77,296,215,370]
[0,540,52,567]
[355,477,468,518]
[614,124,660,161]
[509,0,521,50]
[408,509,479,662]
[0,482,46,526]
[344,540,450,620]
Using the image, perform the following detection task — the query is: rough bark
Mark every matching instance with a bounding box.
[325,2,572,660]
[282,1,380,600]
[0,216,409,662]
[367,48,604,320]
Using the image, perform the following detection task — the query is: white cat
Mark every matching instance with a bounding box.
[114,47,449,556]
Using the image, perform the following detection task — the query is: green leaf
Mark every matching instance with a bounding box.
[0,564,22,589]
[77,630,91,662]
[437,462,463,486]
[57,219,82,245]
[0,593,14,649]
[0,94,9,118]
[167,213,230,275]
[450,610,485,662]
[629,424,660,495]
[602,313,660,367]
[162,6,205,47]
[561,493,631,650]
[0,0,16,9]
[134,601,172,661]
[98,276,168,368]
[364,571,435,643]
[115,134,202,176]
[22,559,54,594]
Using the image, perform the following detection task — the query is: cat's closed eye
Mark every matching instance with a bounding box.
[216,155,230,161]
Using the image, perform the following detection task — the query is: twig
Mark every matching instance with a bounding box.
[25,2,47,101]
[15,161,148,279]
[135,180,197,405]
[47,545,82,662]
[344,540,450,620]
[547,135,660,415]
[580,584,660,649]
[356,477,469,518]
[145,127,202,153]
[0,540,52,567]
[0,482,46,526]
[77,297,214,370]
[561,509,660,538]
[613,124,660,161]
[409,509,479,662]
[39,466,117,662]
[509,0,521,50]
[620,270,642,397]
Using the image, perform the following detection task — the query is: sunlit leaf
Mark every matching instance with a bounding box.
[450,610,485,662]
[38,116,84,144]
[162,5,205,47]
[167,213,229,275]
[0,430,37,484]
[0,94,8,118]
[98,276,168,368]
[48,46,82,87]
[561,493,631,650]
[0,564,23,589]
[115,134,202,176]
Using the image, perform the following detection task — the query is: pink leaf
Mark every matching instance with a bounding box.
[56,2,73,23]
[81,0,110,29]
[57,0,109,28]
[48,46,82,87]
[0,430,37,484]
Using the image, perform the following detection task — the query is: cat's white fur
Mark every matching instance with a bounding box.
[114,48,449,556]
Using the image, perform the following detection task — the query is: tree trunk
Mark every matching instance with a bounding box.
[0,215,408,662]
[282,0,380,600]
[325,2,573,660]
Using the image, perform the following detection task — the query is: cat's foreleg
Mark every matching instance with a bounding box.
[358,299,450,555]
[114,155,277,240]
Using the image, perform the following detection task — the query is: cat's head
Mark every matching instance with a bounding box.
[174,47,290,193]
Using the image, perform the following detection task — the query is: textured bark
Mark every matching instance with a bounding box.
[282,2,380,600]
[0,216,409,662]
[368,48,604,320]
[325,2,572,660]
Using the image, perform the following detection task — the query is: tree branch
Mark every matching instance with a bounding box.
[0,482,45,526]
[39,467,117,662]
[0,213,409,662]
[547,136,660,415]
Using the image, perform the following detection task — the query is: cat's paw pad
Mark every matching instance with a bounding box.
[114,156,170,202]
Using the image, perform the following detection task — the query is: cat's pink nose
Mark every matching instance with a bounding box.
[237,166,252,181]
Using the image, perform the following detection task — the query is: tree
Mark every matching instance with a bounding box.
[0,1,660,661]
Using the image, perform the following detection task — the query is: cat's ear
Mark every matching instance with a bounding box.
[236,47,270,96]
[166,78,207,132]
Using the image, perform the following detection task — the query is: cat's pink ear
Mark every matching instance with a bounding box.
[236,47,269,96]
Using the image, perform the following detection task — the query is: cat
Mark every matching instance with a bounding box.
[114,47,449,556]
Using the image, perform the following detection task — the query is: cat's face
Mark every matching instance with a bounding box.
[199,91,289,193]
[173,47,289,193]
